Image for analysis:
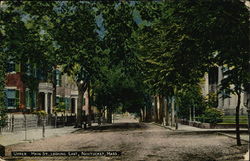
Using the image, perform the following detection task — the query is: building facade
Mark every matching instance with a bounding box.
[201,66,247,115]
[4,62,82,115]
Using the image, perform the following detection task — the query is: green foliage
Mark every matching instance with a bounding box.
[177,85,206,119]
[33,110,47,116]
[92,2,151,114]
[219,116,248,124]
[0,0,248,131]
[206,92,218,108]
[201,107,224,124]
[0,20,7,127]
[53,102,66,113]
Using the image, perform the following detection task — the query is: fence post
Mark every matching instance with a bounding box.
[11,115,14,132]
[65,114,68,126]
[55,113,57,128]
[62,114,65,127]
[42,116,45,138]
[24,114,27,141]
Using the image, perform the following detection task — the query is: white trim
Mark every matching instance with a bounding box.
[5,86,17,90]
[7,106,17,109]
[6,71,17,75]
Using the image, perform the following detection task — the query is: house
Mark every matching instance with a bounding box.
[55,67,79,115]
[4,62,81,115]
[5,60,54,114]
[201,66,247,115]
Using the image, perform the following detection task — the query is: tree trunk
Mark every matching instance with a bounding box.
[159,95,163,124]
[107,108,112,123]
[52,66,57,110]
[87,84,92,126]
[236,92,242,146]
[75,83,87,128]
[164,96,169,126]
[154,96,158,123]
[171,96,175,127]
[140,108,143,122]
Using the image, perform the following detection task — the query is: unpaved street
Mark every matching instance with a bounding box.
[4,119,248,161]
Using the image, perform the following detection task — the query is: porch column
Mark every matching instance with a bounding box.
[45,92,48,114]
[218,67,223,108]
[50,93,53,114]
[75,98,78,114]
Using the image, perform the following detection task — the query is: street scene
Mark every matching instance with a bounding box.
[0,1,250,161]
[2,114,249,161]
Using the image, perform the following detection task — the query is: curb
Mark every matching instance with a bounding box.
[151,122,249,133]
[217,132,249,143]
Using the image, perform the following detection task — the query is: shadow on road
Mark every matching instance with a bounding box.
[74,122,147,133]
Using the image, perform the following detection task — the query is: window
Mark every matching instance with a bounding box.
[6,62,16,73]
[56,97,60,105]
[5,89,19,109]
[208,67,218,85]
[25,89,31,108]
[65,98,71,110]
[55,70,62,86]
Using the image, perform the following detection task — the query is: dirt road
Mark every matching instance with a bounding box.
[4,121,248,161]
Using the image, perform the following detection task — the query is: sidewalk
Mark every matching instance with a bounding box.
[153,123,249,160]
[0,126,80,146]
[156,123,248,133]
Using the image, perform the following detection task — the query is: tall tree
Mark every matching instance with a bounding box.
[51,2,100,127]
[0,10,7,127]
[1,1,57,113]
[209,1,249,146]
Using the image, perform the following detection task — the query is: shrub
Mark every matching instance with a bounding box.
[33,110,47,116]
[0,107,7,128]
[53,102,66,113]
[202,107,223,124]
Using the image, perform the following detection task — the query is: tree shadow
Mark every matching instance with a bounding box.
[75,123,147,133]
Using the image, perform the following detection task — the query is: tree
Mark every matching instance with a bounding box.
[177,84,206,121]
[0,26,7,128]
[134,0,249,144]
[50,2,100,127]
[93,2,150,121]
[133,1,211,125]
[212,1,249,145]
[1,1,58,113]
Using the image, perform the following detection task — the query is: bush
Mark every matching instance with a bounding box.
[33,110,47,116]
[53,102,66,113]
[202,107,223,124]
[0,107,7,128]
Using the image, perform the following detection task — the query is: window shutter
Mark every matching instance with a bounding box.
[15,63,20,72]
[16,90,20,108]
[3,89,7,107]
[33,91,37,108]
